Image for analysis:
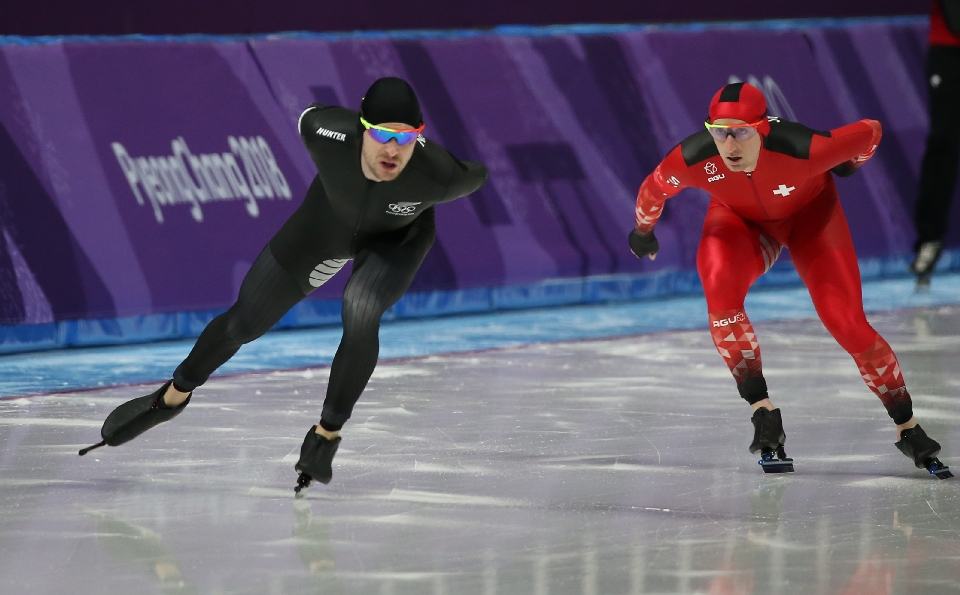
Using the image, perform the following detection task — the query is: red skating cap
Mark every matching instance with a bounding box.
[708,82,769,132]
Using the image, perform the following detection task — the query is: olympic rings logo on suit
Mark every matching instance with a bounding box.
[387,201,421,216]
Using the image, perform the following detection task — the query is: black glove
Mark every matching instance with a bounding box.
[628,229,659,259]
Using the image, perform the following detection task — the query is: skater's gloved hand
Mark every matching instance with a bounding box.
[628,229,659,260]
[856,119,882,161]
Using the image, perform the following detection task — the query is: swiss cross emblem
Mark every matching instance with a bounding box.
[773,184,796,197]
[704,162,718,175]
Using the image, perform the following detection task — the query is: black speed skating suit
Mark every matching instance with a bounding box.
[172,103,488,429]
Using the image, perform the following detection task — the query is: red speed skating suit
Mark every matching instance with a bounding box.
[634,116,913,424]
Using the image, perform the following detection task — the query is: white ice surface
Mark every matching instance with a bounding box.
[2,305,960,594]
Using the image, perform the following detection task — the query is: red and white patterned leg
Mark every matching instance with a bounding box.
[709,308,764,384]
[852,334,912,422]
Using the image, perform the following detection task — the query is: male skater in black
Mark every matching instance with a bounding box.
[80,77,489,492]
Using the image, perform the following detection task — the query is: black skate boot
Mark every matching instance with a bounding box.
[750,408,794,473]
[895,425,952,479]
[79,380,191,456]
[294,426,341,493]
[910,240,942,290]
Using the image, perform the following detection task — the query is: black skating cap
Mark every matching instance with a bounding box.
[360,77,422,127]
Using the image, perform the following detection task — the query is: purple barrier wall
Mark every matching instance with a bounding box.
[2,1,927,36]
[1,18,954,353]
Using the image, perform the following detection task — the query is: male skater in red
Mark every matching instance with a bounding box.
[629,82,951,478]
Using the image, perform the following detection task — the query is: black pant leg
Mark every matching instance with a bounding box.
[915,45,960,247]
[320,208,437,429]
[173,245,308,391]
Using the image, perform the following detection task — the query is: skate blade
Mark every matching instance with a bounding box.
[78,441,106,456]
[928,461,953,480]
[759,457,794,474]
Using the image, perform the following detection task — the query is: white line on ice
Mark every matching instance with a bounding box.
[376,488,527,507]
[0,418,100,427]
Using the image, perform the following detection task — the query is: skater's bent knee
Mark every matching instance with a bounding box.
[823,319,874,354]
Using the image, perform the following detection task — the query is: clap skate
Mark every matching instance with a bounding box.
[294,426,341,493]
[79,380,191,456]
[895,425,952,479]
[750,408,794,473]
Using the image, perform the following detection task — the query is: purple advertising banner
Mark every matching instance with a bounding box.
[64,42,315,313]
[0,18,954,353]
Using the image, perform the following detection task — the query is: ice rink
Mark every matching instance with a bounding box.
[2,274,960,595]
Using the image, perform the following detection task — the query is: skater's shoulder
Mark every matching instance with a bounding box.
[298,104,360,141]
[398,142,487,201]
[762,117,830,160]
[679,130,720,167]
[405,138,466,182]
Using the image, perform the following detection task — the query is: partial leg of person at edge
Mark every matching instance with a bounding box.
[628,82,951,478]
[79,77,489,492]
[910,0,960,288]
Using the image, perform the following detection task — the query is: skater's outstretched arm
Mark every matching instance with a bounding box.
[629,146,694,260]
[814,119,882,177]
[633,146,692,235]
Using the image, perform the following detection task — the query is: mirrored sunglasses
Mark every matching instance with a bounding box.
[360,117,425,145]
